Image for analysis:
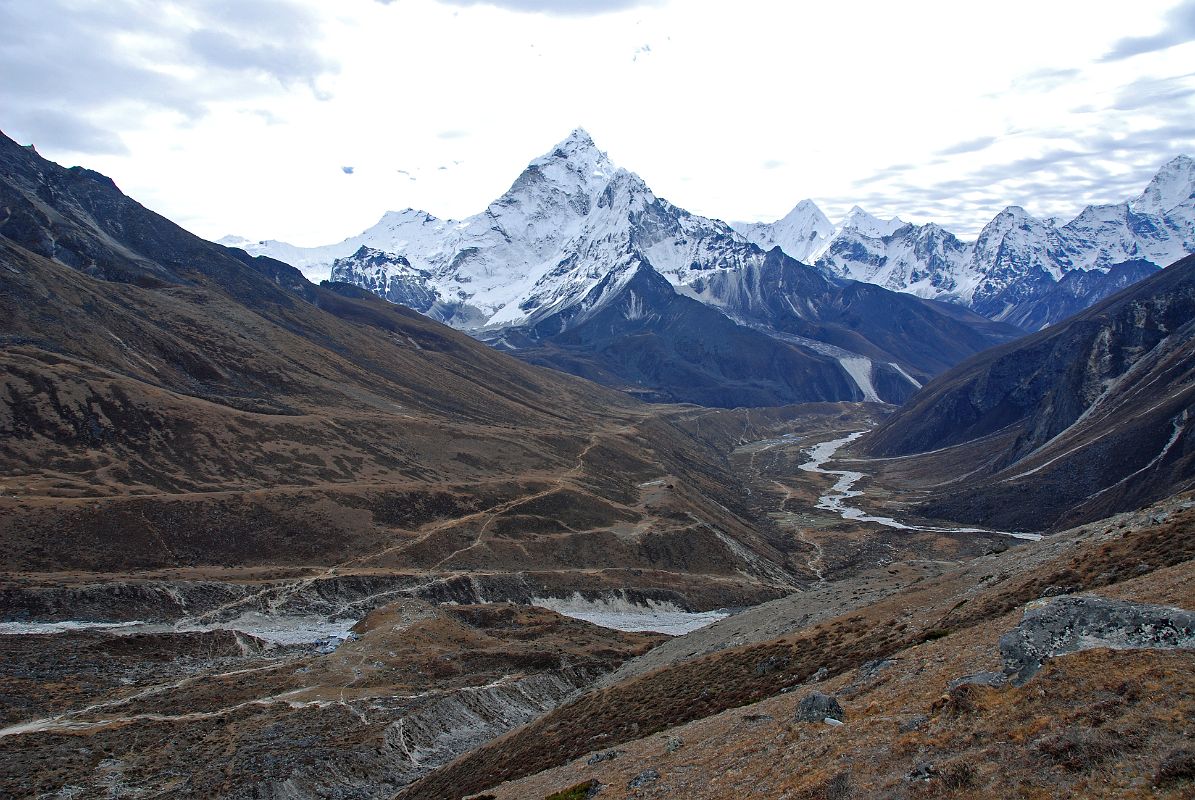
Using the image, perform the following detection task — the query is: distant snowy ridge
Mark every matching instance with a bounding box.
[226,141,1192,333]
[735,155,1195,327]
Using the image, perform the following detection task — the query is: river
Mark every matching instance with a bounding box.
[798,431,1041,541]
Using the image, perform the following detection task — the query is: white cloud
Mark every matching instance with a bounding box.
[1102,0,1195,60]
[434,0,664,15]
[3,0,1194,244]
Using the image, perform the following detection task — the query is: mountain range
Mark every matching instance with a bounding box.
[225,130,1019,407]
[226,142,1193,344]
[738,155,1195,329]
[0,128,808,605]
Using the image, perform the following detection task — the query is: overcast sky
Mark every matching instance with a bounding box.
[2,0,1194,244]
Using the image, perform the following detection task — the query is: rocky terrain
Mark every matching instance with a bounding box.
[401,492,1195,800]
[0,600,664,798]
[2,128,1193,800]
[0,129,1039,798]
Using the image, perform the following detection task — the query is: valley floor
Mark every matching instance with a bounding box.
[2,404,1191,798]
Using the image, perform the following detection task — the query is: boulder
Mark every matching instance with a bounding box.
[999,596,1195,685]
[795,691,845,723]
[947,671,1008,690]
[628,768,659,789]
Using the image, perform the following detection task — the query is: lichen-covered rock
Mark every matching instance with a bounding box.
[999,596,1195,685]
[587,750,622,766]
[628,768,659,789]
[794,691,845,723]
[898,714,929,733]
[948,671,1008,690]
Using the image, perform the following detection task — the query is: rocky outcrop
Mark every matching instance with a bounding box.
[999,596,1195,685]
[984,258,1161,331]
[794,691,845,723]
[377,666,602,791]
[0,581,255,623]
[328,246,439,312]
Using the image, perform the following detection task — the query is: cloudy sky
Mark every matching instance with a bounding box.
[2,0,1194,244]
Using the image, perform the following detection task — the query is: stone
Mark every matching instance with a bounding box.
[628,768,660,789]
[1000,596,1195,685]
[795,691,844,723]
[858,658,896,679]
[753,655,789,676]
[664,737,683,753]
[898,714,929,733]
[947,671,1008,690]
[587,750,622,766]
[907,762,937,782]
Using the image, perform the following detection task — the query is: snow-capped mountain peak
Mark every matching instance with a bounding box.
[778,198,830,229]
[230,129,772,332]
[506,127,618,210]
[534,127,608,168]
[838,205,905,238]
[230,143,1194,336]
[1131,154,1195,216]
[734,199,833,262]
[970,204,1066,285]
[993,204,1044,223]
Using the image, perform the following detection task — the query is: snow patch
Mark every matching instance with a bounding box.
[837,357,881,402]
[887,362,923,389]
[0,613,360,649]
[530,593,728,635]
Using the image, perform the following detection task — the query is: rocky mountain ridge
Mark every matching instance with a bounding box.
[738,155,1195,329]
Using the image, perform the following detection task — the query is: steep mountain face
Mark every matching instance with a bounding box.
[234,129,771,331]
[965,192,1190,325]
[328,245,441,315]
[231,130,1019,407]
[992,258,1161,331]
[734,199,833,261]
[679,246,1016,383]
[736,155,1195,330]
[862,254,1195,530]
[814,219,974,299]
[487,262,860,407]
